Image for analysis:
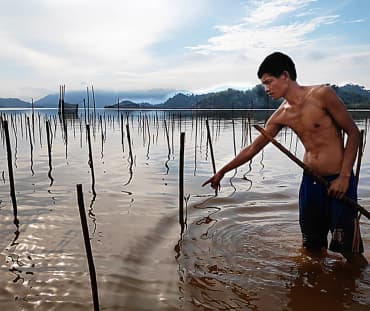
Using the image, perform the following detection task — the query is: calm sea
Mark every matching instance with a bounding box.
[0,109,369,310]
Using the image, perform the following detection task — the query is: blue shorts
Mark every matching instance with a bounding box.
[299,173,363,253]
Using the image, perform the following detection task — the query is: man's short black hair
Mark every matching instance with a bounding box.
[257,52,297,81]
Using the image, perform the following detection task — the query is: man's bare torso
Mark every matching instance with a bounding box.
[273,85,344,176]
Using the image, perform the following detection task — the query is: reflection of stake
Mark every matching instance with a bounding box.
[76,184,100,311]
[3,120,19,226]
[254,124,370,219]
[86,125,96,196]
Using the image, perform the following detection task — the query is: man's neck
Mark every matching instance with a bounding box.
[283,82,306,106]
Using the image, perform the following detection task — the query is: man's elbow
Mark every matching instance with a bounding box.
[349,126,361,147]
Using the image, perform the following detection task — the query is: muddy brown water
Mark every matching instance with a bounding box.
[0,109,369,310]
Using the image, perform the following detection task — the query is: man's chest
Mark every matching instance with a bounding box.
[279,102,332,134]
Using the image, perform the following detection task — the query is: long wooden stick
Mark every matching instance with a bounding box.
[254,124,370,219]
[179,132,185,234]
[76,184,100,311]
[3,120,19,226]
[355,129,364,186]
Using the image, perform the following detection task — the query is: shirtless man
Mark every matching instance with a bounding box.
[203,52,368,267]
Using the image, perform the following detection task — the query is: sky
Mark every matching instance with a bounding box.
[1,0,370,101]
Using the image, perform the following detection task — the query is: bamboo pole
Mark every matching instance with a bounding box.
[179,132,185,234]
[92,85,97,120]
[26,117,34,175]
[3,120,19,226]
[126,124,133,164]
[355,129,365,186]
[76,184,100,311]
[46,120,54,186]
[254,124,370,219]
[205,120,216,175]
[352,129,365,252]
[86,124,96,196]
[205,119,217,195]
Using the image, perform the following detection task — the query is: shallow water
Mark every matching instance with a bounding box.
[0,109,369,310]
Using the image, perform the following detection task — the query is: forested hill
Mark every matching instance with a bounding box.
[1,84,370,109]
[332,84,370,108]
[159,84,370,110]
[0,98,32,108]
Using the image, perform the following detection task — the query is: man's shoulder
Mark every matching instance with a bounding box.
[308,84,334,97]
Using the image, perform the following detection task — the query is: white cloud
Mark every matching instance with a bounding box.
[189,0,339,56]
[0,0,208,98]
[1,0,370,100]
[243,0,317,25]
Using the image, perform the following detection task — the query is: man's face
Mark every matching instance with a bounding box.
[260,73,287,100]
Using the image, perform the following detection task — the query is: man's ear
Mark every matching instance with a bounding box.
[282,71,290,80]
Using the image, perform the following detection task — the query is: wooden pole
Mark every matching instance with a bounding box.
[352,129,365,252]
[205,120,216,174]
[3,120,19,226]
[92,84,97,120]
[87,86,90,123]
[26,117,34,175]
[126,124,133,164]
[76,184,100,311]
[206,119,217,195]
[46,120,54,186]
[86,124,96,196]
[179,132,185,234]
[355,129,364,186]
[254,124,370,219]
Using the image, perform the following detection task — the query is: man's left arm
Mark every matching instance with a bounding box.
[322,86,361,199]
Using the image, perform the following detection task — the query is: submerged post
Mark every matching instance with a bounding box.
[76,184,100,311]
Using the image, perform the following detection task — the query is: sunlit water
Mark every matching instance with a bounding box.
[0,109,369,310]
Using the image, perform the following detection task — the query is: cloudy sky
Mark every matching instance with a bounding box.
[1,0,370,101]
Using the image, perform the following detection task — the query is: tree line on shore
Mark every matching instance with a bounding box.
[1,83,370,109]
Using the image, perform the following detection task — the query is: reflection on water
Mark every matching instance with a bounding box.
[0,109,369,310]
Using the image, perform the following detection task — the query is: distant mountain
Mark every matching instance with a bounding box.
[34,89,175,108]
[157,93,209,109]
[332,84,370,109]
[1,84,369,109]
[105,100,153,109]
[193,86,282,109]
[0,98,32,108]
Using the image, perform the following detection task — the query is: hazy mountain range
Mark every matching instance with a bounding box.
[1,84,370,109]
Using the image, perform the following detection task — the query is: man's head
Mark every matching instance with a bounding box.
[257,52,297,81]
[258,52,297,99]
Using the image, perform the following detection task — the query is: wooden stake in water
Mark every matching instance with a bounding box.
[126,123,133,164]
[3,120,19,226]
[355,129,365,186]
[46,120,54,186]
[76,184,100,311]
[86,124,96,196]
[92,84,97,120]
[205,119,217,195]
[179,132,185,234]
